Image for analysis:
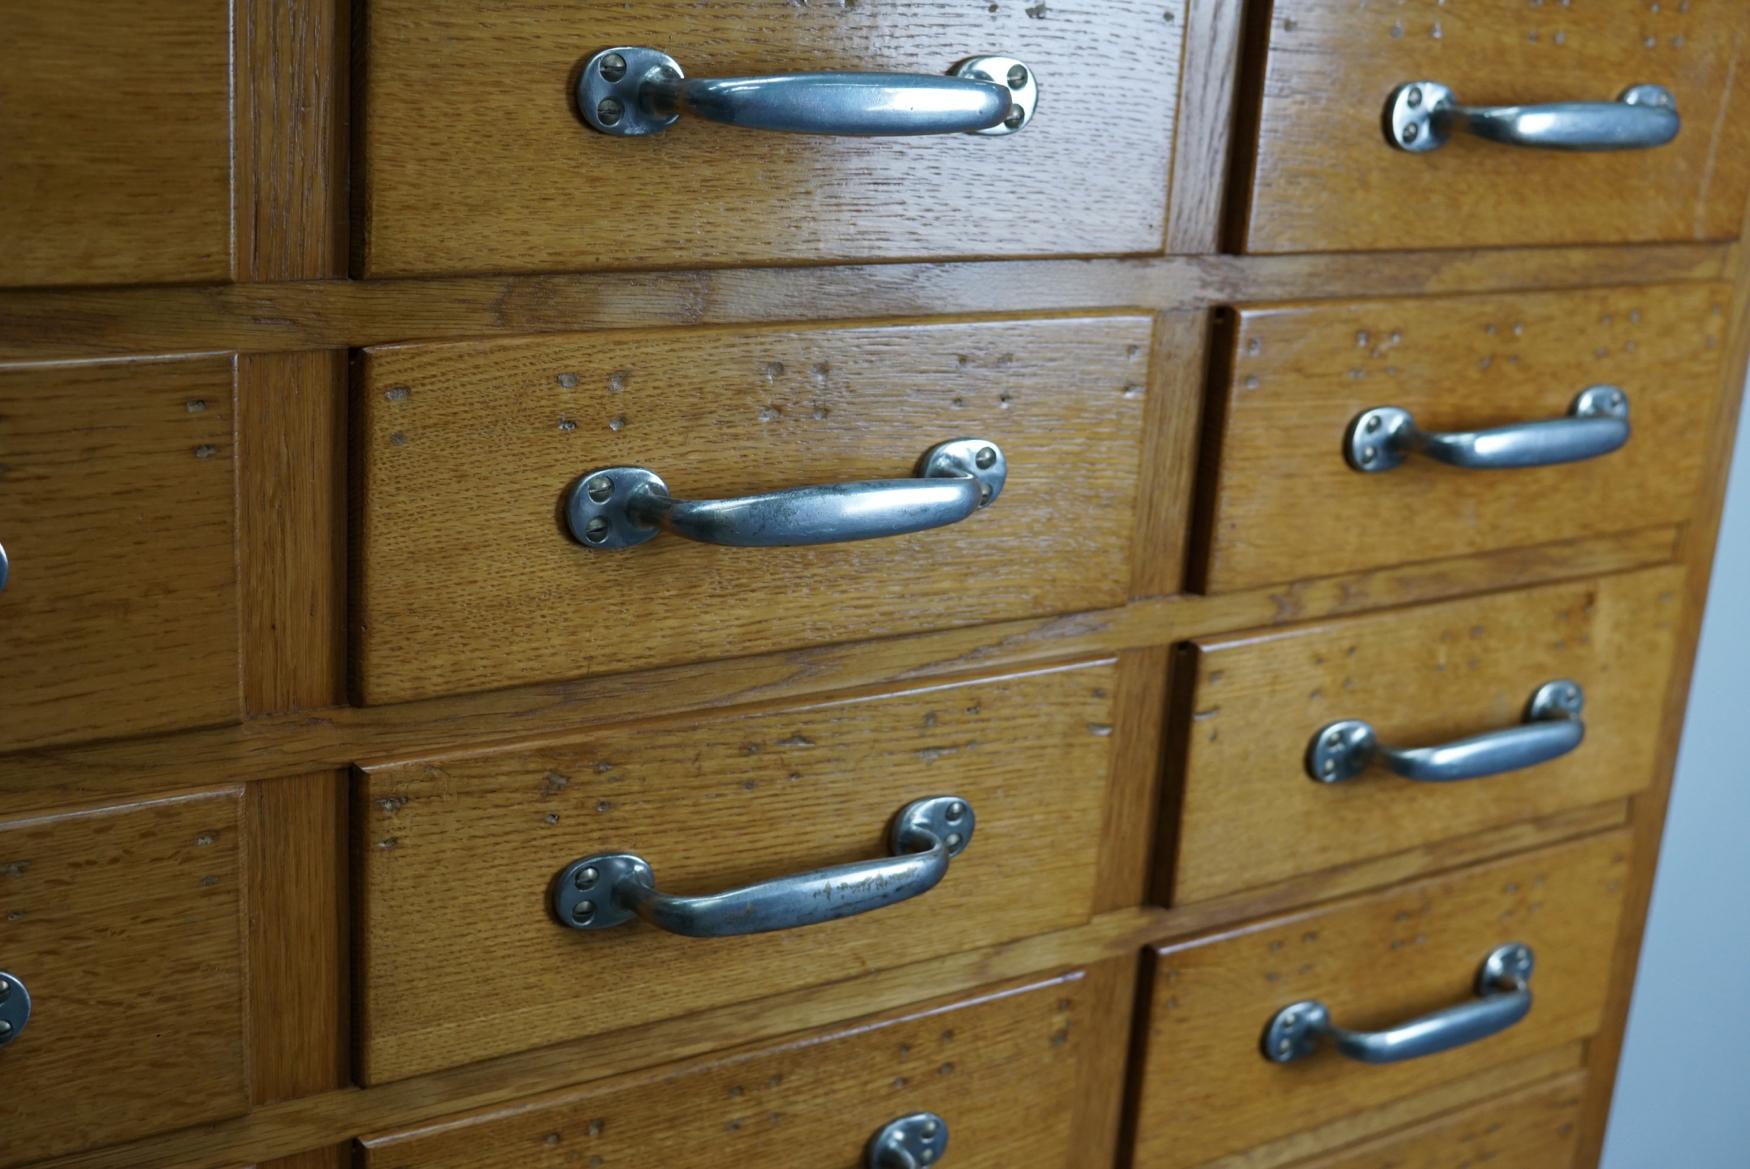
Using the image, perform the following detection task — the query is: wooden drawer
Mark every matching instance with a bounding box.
[356,2,1182,277]
[1168,569,1680,904]
[0,0,231,287]
[1129,831,1630,1169]
[1285,1073,1585,1169]
[1199,285,1725,592]
[360,961,1131,1169]
[1239,1,1750,253]
[355,661,1120,1082]
[0,791,249,1165]
[0,357,240,751]
[354,316,1155,705]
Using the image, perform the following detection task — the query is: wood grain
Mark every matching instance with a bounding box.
[1240,0,1750,253]
[358,964,1130,1169]
[1129,830,1632,1169]
[1165,0,1246,254]
[356,661,1118,1082]
[0,790,250,1166]
[353,316,1155,704]
[0,356,241,750]
[1200,284,1729,591]
[1170,569,1683,903]
[0,0,232,287]
[356,1,1181,277]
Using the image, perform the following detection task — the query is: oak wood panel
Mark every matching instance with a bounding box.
[1170,569,1683,903]
[1165,0,1246,254]
[1129,831,1632,1169]
[1240,0,1750,253]
[0,246,1731,362]
[357,1,1181,277]
[0,0,232,287]
[356,661,1117,1082]
[1284,1073,1585,1169]
[358,963,1131,1169]
[0,790,249,1166]
[353,317,1155,705]
[1201,284,1728,591]
[0,356,241,750]
[0,525,1679,812]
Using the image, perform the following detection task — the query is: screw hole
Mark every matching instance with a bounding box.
[572,899,596,924]
[975,446,997,470]
[597,97,625,126]
[574,865,599,890]
[599,52,627,82]
[587,476,614,503]
[1402,122,1420,144]
[946,801,965,823]
[1003,107,1026,130]
[1007,65,1029,89]
[584,517,612,544]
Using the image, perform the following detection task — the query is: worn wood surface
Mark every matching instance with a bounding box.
[1129,831,1632,1169]
[359,963,1131,1169]
[353,317,1155,704]
[356,1,1181,277]
[0,357,241,750]
[1200,284,1728,591]
[0,790,249,1166]
[356,661,1117,1082]
[1240,0,1750,253]
[0,0,232,287]
[1169,569,1683,903]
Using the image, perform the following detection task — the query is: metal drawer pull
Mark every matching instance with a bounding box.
[0,540,9,592]
[0,972,30,1047]
[1265,943,1534,1065]
[568,438,1006,550]
[1386,81,1679,152]
[1309,679,1584,784]
[868,1112,950,1168]
[1347,386,1629,473]
[552,796,974,938]
[579,47,1037,137]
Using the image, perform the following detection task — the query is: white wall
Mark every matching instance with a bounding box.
[1599,386,1750,1168]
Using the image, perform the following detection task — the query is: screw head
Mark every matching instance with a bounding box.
[946,801,965,822]
[587,476,614,503]
[0,1021,10,1039]
[1365,414,1382,432]
[584,516,611,543]
[597,97,625,126]
[946,832,963,848]
[1407,86,1424,108]
[574,865,599,890]
[1402,122,1421,144]
[1325,730,1343,748]
[572,899,596,924]
[1004,107,1026,130]
[1007,64,1029,89]
[599,52,628,82]
[975,446,998,470]
[1361,445,1378,463]
[922,1119,940,1137]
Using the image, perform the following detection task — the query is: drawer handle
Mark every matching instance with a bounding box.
[567,438,1006,550]
[0,972,30,1048]
[1264,943,1534,1065]
[1385,81,1679,152]
[578,47,1036,138]
[867,1112,950,1169]
[1308,679,1585,784]
[552,796,974,938]
[0,539,9,592]
[1347,386,1629,473]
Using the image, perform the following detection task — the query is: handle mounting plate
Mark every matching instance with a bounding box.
[0,971,30,1047]
[867,1112,949,1168]
[952,55,1037,135]
[578,46,683,136]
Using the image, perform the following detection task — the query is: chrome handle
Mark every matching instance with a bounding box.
[1309,680,1584,784]
[0,972,30,1047]
[1265,944,1534,1065]
[579,47,1036,137]
[1386,81,1679,152]
[867,1113,950,1169]
[0,540,9,592]
[568,438,1005,550]
[1347,386,1629,473]
[552,796,974,938]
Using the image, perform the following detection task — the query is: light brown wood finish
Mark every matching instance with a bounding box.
[0,790,249,1166]
[1129,830,1632,1169]
[1240,1,1750,253]
[0,0,232,287]
[356,661,1117,1082]
[1169,568,1683,903]
[359,963,1131,1169]
[0,357,241,750]
[1282,1073,1586,1169]
[1164,0,1246,255]
[1200,284,1728,591]
[357,2,1181,277]
[353,316,1156,704]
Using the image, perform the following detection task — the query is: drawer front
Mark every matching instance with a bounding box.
[360,961,1132,1169]
[1291,1074,1585,1169]
[1130,831,1631,1169]
[1170,569,1680,903]
[1241,1,1750,253]
[1,1,231,287]
[0,791,249,1165]
[0,358,240,751]
[357,2,1181,277]
[354,317,1153,705]
[1201,285,1725,592]
[356,662,1119,1082]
